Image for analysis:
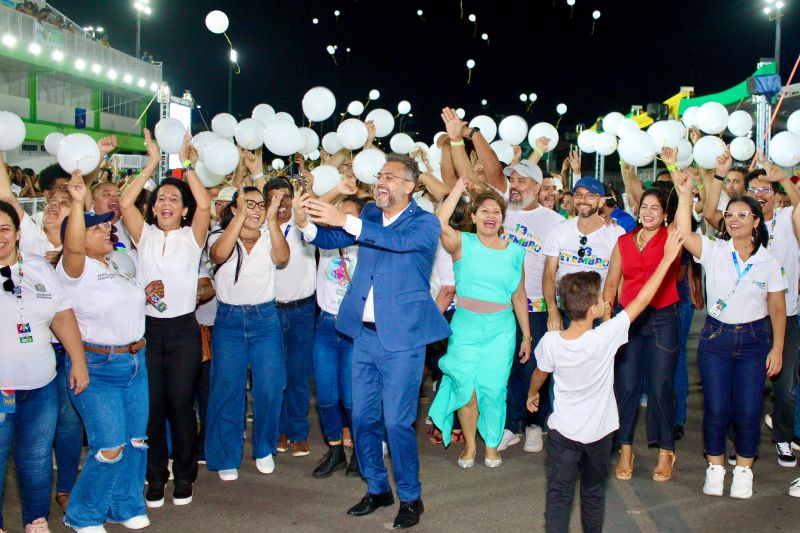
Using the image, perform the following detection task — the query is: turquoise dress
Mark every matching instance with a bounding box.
[429,232,525,448]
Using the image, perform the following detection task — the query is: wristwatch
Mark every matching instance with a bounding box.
[467,127,480,140]
[713,174,725,181]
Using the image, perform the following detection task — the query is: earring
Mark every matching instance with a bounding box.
[751,228,758,242]
[638,217,642,225]
[664,218,668,227]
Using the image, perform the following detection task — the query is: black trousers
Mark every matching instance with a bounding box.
[145,313,202,487]
[545,429,613,533]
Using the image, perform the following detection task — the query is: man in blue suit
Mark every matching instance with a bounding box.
[298,153,451,529]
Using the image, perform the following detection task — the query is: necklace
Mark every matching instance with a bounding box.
[636,229,656,252]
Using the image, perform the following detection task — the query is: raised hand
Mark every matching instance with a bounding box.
[715,145,733,177]
[143,129,161,166]
[535,136,550,154]
[178,133,198,165]
[569,149,581,173]
[688,127,701,145]
[266,191,284,223]
[67,170,85,202]
[336,175,358,196]
[365,120,376,139]
[292,191,311,227]
[303,197,346,227]
[98,135,118,155]
[441,107,465,141]
[763,160,787,183]
[243,150,263,176]
[663,227,686,261]
[234,185,246,215]
[661,146,677,165]
[674,169,694,197]
[294,154,306,172]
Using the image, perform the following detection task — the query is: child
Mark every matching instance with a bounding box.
[527,229,684,533]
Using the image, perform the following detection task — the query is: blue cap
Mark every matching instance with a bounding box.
[572,177,605,197]
[60,211,115,243]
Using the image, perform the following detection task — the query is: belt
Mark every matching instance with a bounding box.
[84,339,146,355]
[275,294,315,309]
[363,322,377,331]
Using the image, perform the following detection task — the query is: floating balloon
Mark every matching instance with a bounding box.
[481,99,488,106]
[729,137,756,161]
[368,89,380,100]
[788,110,800,136]
[681,106,699,129]
[311,165,343,195]
[154,117,183,139]
[616,118,640,139]
[769,131,800,168]
[154,119,185,154]
[321,132,343,154]
[271,158,285,170]
[529,93,537,102]
[432,131,447,146]
[352,148,386,184]
[665,120,687,142]
[307,149,321,161]
[556,103,567,115]
[577,130,597,153]
[617,131,657,167]
[696,102,729,135]
[252,103,276,126]
[263,120,303,156]
[191,131,219,152]
[490,141,514,165]
[468,115,497,143]
[57,133,101,175]
[397,101,411,115]
[519,94,528,102]
[195,161,224,187]
[347,101,365,116]
[337,119,368,150]
[273,112,295,124]
[389,133,414,154]
[466,59,475,68]
[602,112,625,135]
[205,10,229,34]
[677,139,694,167]
[498,115,528,145]
[203,138,239,176]
[647,121,680,154]
[234,118,264,150]
[594,132,617,156]
[43,132,65,156]
[302,86,337,122]
[456,108,465,119]
[727,110,753,137]
[365,108,394,138]
[211,113,237,139]
[528,122,559,152]
[692,135,726,169]
[298,127,319,156]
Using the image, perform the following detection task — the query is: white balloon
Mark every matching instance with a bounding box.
[468,115,497,143]
[0,112,26,151]
[594,132,618,156]
[696,101,729,135]
[556,103,568,115]
[466,59,475,69]
[692,135,726,169]
[191,131,219,152]
[337,119,368,150]
[730,137,756,161]
[498,115,528,146]
[617,131,657,167]
[311,165,343,196]
[647,121,680,154]
[211,113,237,139]
[44,132,65,156]
[205,10,229,34]
[308,149,321,161]
[155,121,186,154]
[681,106,699,129]
[616,118,640,139]
[456,108,466,119]
[234,118,264,150]
[321,132,343,154]
[602,112,625,135]
[665,120,687,142]
[727,110,753,137]
[677,139,694,168]
[298,127,319,155]
[252,103,276,126]
[195,161,224,187]
[154,117,183,139]
[271,158,285,170]
[413,141,429,154]
[352,148,386,184]
[528,122,559,153]
[788,110,800,136]
[263,120,304,156]
[397,101,411,115]
[302,86,337,122]
[365,108,394,138]
[519,94,528,102]
[347,101,365,115]
[769,131,800,168]
[202,138,239,176]
[369,89,380,100]
[528,93,537,103]
[490,141,514,165]
[57,133,101,175]
[389,133,414,154]
[577,130,597,153]
[273,112,295,124]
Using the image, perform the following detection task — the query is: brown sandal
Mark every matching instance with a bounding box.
[55,493,69,514]
[652,450,676,482]
[615,451,635,481]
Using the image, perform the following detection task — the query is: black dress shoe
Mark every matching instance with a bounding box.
[393,499,424,529]
[313,444,347,478]
[673,425,684,441]
[345,450,363,478]
[346,490,394,517]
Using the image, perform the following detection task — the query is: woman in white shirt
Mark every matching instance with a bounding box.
[57,175,150,532]
[675,168,786,500]
[205,186,289,480]
[0,200,88,533]
[120,131,210,507]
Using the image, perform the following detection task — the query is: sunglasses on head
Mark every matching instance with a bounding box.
[578,235,588,258]
[0,265,16,295]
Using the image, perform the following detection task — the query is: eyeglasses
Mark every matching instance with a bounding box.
[747,186,773,195]
[577,235,588,258]
[89,222,113,232]
[246,199,267,211]
[0,265,16,295]
[573,192,598,201]
[722,210,754,221]
[374,172,408,184]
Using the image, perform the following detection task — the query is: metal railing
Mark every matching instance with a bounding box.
[19,197,46,216]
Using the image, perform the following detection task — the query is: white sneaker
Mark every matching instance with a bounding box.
[73,527,106,533]
[730,466,753,499]
[218,469,239,481]
[382,441,389,457]
[765,413,773,430]
[703,464,726,496]
[25,518,52,533]
[523,426,544,453]
[255,454,275,474]
[790,477,800,497]
[114,515,150,530]
[497,429,521,451]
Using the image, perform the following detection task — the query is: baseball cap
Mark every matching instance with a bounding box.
[503,160,543,183]
[572,177,605,197]
[216,186,237,202]
[60,211,115,243]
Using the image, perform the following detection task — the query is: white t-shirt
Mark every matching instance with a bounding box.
[535,311,630,444]
[56,257,145,345]
[208,228,277,306]
[11,183,21,196]
[19,213,60,257]
[135,223,203,318]
[433,244,456,312]
[275,218,316,303]
[0,253,71,390]
[195,263,217,326]
[765,207,799,316]
[696,236,786,324]
[316,245,358,315]
[504,206,565,311]
[542,217,625,297]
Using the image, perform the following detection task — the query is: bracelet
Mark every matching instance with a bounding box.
[467,127,480,140]
[103,155,112,162]
[521,335,533,342]
[251,172,265,180]
[183,164,195,172]
[181,159,193,169]
[666,162,679,172]
[449,140,465,146]
[619,160,625,167]
[534,147,544,156]
[713,174,725,181]
[697,183,705,190]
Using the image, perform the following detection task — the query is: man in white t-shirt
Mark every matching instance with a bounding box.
[500,160,564,453]
[29,164,71,226]
[542,177,625,332]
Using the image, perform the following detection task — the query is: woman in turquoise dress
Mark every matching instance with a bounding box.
[429,177,531,468]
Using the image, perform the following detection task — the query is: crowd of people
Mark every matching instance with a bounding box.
[1,104,799,532]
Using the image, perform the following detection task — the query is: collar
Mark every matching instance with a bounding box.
[726,238,769,264]
[381,199,416,225]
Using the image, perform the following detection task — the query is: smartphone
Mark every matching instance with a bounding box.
[290,174,307,193]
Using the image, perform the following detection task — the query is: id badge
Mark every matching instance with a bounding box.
[708,299,727,318]
[0,390,15,414]
[17,323,33,344]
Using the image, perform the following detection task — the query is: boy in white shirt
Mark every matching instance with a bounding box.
[527,229,684,533]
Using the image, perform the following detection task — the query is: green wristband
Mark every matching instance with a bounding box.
[666,162,679,172]
[534,147,544,156]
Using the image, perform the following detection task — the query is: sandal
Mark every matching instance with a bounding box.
[450,431,464,444]
[615,450,635,481]
[55,493,69,514]
[342,427,353,448]
[652,450,676,482]
[427,427,443,445]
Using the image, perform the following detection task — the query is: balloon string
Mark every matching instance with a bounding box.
[363,98,372,113]
[331,55,338,66]
[460,0,463,18]
[467,69,472,84]
[555,116,563,128]
[473,23,477,38]
[591,21,596,35]
[114,91,159,155]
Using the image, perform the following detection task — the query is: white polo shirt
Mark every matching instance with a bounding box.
[275,218,316,303]
[135,223,203,318]
[765,207,799,316]
[19,213,60,257]
[208,228,277,306]
[696,236,786,324]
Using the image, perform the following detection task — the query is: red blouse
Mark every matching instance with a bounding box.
[618,226,680,309]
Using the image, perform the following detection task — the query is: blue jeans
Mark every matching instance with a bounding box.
[313,311,354,443]
[206,302,285,469]
[54,344,84,495]
[506,312,550,432]
[278,299,316,441]
[0,378,58,530]
[614,305,679,450]
[697,316,771,458]
[64,345,149,528]
[674,301,694,426]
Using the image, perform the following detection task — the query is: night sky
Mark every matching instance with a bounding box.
[63,0,799,141]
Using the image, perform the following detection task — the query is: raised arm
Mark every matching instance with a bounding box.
[470,128,505,192]
[265,191,290,267]
[441,108,475,183]
[435,177,466,256]
[620,162,643,215]
[765,161,800,207]
[526,137,550,166]
[120,128,160,243]
[437,135,458,189]
[702,147,729,228]
[83,135,117,210]
[364,120,376,150]
[666,147,703,259]
[181,136,211,246]
[62,171,88,278]
[623,229,685,322]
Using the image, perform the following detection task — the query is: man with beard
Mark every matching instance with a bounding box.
[500,160,564,453]
[543,178,625,332]
[538,174,559,212]
[703,152,800,468]
[297,154,450,529]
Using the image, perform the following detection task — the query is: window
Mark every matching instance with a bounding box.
[0,71,29,98]
[37,74,91,108]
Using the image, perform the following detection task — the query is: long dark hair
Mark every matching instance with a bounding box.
[718,195,769,253]
[220,186,262,230]
[145,178,196,228]
[0,200,20,230]
[638,185,678,226]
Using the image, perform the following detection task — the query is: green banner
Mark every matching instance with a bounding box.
[678,63,777,114]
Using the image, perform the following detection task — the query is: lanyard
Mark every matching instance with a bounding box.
[283,224,291,238]
[767,216,777,250]
[722,251,754,303]
[13,254,24,325]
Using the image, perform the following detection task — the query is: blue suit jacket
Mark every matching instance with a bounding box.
[311,200,452,352]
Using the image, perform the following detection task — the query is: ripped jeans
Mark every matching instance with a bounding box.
[65,344,149,529]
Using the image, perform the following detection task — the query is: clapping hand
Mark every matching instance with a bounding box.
[303,197,346,227]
